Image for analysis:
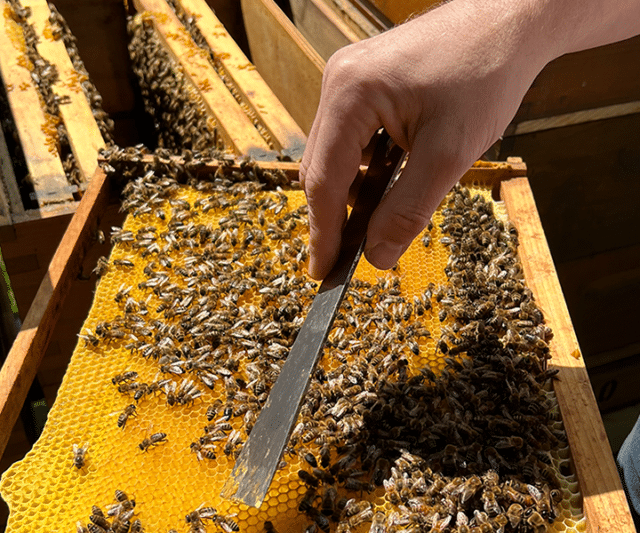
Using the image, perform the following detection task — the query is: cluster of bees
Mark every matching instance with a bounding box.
[86,148,571,533]
[127,13,224,154]
[0,0,112,190]
[162,0,275,150]
[76,490,142,533]
[46,4,114,144]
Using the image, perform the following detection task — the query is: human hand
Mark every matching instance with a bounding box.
[299,0,639,280]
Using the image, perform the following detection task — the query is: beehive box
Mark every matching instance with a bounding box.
[0,152,634,532]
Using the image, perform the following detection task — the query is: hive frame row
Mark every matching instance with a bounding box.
[0,0,107,223]
[129,0,306,161]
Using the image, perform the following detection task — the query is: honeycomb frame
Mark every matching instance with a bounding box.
[0,159,587,533]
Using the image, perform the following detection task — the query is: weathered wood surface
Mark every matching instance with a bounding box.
[241,0,324,134]
[133,0,277,160]
[21,0,105,183]
[177,0,307,160]
[0,0,73,206]
[0,168,109,458]
[329,0,383,38]
[289,0,359,60]
[501,177,635,533]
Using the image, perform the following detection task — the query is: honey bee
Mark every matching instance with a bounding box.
[139,432,168,451]
[298,487,317,512]
[92,256,109,277]
[524,508,547,533]
[87,523,107,533]
[78,329,100,347]
[305,507,330,533]
[505,503,523,528]
[191,440,216,461]
[89,511,111,531]
[264,521,278,533]
[72,442,89,469]
[112,371,138,385]
[113,259,135,268]
[298,469,320,488]
[369,511,386,533]
[223,429,243,456]
[117,404,137,429]
[212,514,240,532]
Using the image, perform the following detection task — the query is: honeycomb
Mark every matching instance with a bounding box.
[0,157,586,533]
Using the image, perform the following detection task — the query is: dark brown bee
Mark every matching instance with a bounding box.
[117,404,137,429]
[93,256,109,277]
[139,432,167,451]
[298,487,317,512]
[72,443,89,469]
[112,371,138,385]
[298,469,319,488]
[264,521,278,533]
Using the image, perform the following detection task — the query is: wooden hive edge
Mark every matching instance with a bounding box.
[500,177,636,533]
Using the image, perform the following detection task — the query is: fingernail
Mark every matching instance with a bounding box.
[365,242,404,270]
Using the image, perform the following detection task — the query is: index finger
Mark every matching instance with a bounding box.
[301,105,378,280]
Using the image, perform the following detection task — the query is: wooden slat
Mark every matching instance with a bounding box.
[0,124,17,225]
[500,178,635,533]
[0,0,73,206]
[289,0,359,60]
[506,100,640,136]
[0,167,109,458]
[177,0,307,160]
[133,155,524,184]
[329,0,382,38]
[132,0,276,160]
[241,0,325,134]
[20,0,105,183]
[366,0,436,24]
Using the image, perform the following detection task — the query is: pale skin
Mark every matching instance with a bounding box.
[300,0,640,280]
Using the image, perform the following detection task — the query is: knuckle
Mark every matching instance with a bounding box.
[324,46,369,92]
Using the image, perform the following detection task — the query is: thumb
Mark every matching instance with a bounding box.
[364,142,463,270]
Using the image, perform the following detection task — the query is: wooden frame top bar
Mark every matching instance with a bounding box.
[132,0,277,160]
[177,0,307,160]
[0,0,73,207]
[21,0,105,184]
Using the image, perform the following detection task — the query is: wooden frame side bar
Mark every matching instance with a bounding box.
[501,178,635,533]
[0,168,110,458]
[241,0,325,135]
[289,0,359,60]
[21,0,105,184]
[132,0,276,160]
[177,0,307,160]
[0,0,73,207]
